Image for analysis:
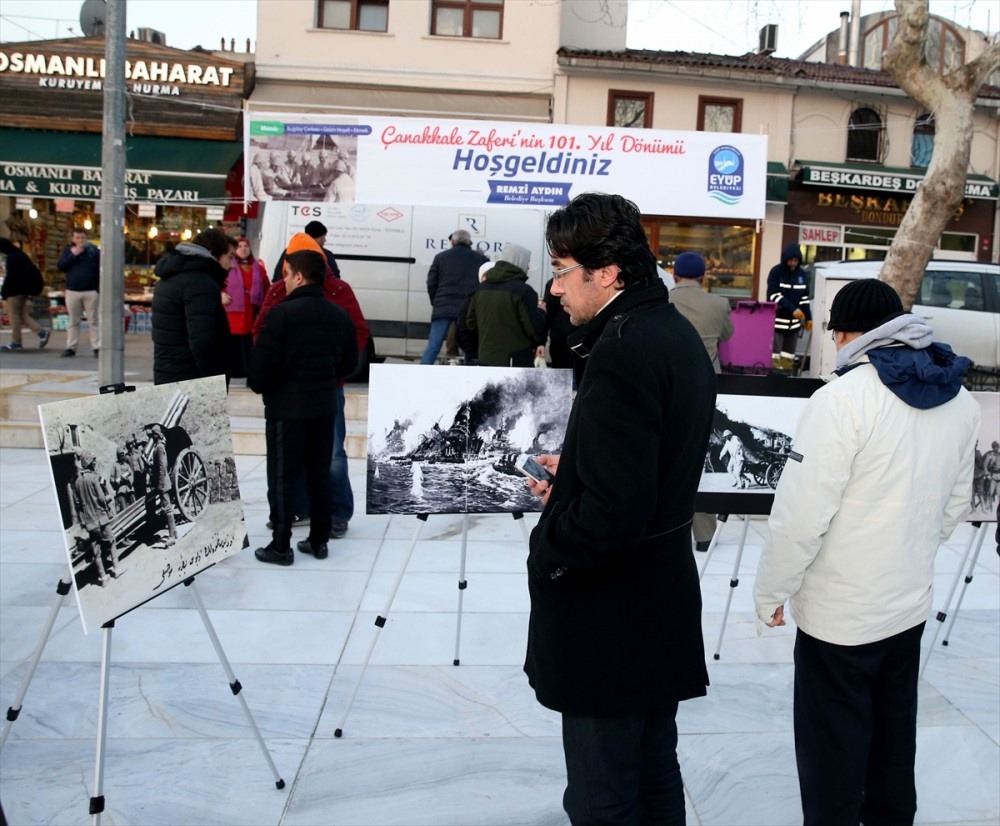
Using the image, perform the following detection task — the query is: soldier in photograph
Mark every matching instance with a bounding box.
[719,429,748,489]
[147,424,178,545]
[110,447,135,512]
[73,451,119,586]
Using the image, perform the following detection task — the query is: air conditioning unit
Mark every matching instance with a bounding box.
[137,27,166,46]
[759,24,778,56]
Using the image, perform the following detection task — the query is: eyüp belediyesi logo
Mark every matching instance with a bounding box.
[707,145,744,205]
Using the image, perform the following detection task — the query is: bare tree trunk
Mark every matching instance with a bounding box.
[881,0,999,309]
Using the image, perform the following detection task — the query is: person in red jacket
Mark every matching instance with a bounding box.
[253,233,370,541]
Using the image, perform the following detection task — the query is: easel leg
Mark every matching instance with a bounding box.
[183,579,285,789]
[920,522,985,680]
[697,515,729,583]
[713,516,752,661]
[943,525,987,646]
[335,514,427,738]
[0,578,71,752]
[453,514,470,666]
[90,622,114,825]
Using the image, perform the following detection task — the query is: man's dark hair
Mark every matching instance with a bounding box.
[72,226,88,236]
[192,228,230,258]
[546,193,657,288]
[285,250,325,284]
[304,220,327,238]
[226,235,239,250]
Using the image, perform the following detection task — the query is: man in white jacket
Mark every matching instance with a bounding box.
[754,278,980,826]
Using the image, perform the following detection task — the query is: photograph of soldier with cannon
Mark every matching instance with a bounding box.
[39,376,247,632]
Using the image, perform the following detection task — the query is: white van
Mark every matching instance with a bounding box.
[809,259,1000,380]
[250,201,549,377]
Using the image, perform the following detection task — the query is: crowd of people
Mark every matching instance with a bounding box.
[0,193,987,826]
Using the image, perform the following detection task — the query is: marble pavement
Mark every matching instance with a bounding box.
[1,447,997,825]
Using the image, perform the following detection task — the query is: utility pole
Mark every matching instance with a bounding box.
[98,0,126,385]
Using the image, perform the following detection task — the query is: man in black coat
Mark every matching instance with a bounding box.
[0,237,48,351]
[151,229,233,386]
[523,193,717,824]
[420,228,488,364]
[249,249,358,566]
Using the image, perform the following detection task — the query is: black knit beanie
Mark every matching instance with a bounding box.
[828,278,904,333]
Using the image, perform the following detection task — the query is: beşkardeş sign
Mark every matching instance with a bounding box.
[244,114,767,219]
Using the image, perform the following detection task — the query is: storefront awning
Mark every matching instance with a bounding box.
[796,159,998,201]
[766,161,788,203]
[0,128,243,204]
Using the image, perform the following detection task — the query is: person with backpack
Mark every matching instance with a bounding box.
[0,237,49,351]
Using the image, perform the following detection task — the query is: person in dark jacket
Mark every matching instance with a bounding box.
[522,193,716,824]
[57,227,101,357]
[249,249,358,566]
[151,229,233,386]
[0,237,48,351]
[767,242,812,367]
[467,242,544,367]
[270,220,340,282]
[421,229,488,364]
[254,232,369,540]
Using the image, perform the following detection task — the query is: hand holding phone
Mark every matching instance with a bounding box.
[517,454,554,485]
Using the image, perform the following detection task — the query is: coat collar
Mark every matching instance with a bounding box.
[568,280,667,358]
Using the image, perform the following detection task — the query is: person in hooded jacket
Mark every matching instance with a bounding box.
[0,237,48,351]
[151,228,232,386]
[767,242,812,367]
[466,242,545,367]
[754,278,980,826]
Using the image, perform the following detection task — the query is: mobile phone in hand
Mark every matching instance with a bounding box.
[516,454,554,485]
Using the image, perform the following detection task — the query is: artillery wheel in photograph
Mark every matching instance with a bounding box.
[173,448,209,520]
[765,460,784,490]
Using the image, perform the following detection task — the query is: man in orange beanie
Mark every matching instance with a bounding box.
[253,233,370,544]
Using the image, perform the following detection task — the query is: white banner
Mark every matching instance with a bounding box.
[245,114,767,219]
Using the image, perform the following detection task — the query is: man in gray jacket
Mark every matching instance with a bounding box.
[669,252,733,551]
[420,229,488,364]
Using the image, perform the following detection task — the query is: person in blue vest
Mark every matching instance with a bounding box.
[767,242,812,368]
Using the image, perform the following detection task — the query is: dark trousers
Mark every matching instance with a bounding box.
[265,416,334,549]
[291,387,353,523]
[561,705,684,826]
[794,623,924,826]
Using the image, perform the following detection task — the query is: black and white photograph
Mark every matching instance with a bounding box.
[38,376,248,633]
[697,374,824,516]
[366,365,573,515]
[968,391,999,523]
[248,130,358,203]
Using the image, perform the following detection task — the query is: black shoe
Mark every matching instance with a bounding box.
[297,538,328,560]
[254,544,293,566]
[329,520,348,539]
[38,329,50,349]
[93,349,99,358]
[695,540,711,552]
[61,348,76,357]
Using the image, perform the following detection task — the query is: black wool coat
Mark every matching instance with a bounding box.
[248,283,358,420]
[525,280,717,716]
[151,250,231,385]
[427,245,488,320]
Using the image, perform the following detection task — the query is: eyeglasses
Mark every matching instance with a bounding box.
[552,263,584,281]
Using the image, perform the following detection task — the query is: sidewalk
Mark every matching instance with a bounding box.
[0,441,997,825]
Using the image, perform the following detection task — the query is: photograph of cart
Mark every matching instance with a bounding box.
[39,376,248,632]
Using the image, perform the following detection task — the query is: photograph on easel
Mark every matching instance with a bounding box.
[697,374,825,516]
[366,364,572,514]
[38,376,249,633]
[968,391,999,523]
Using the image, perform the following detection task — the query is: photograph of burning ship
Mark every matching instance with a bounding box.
[366,365,573,514]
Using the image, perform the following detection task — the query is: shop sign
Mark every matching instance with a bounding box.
[0,50,236,98]
[15,197,32,209]
[813,190,964,226]
[799,223,842,245]
[205,207,224,220]
[137,204,157,217]
[801,165,996,200]
[0,161,210,203]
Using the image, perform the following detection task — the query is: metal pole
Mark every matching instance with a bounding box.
[99,0,127,386]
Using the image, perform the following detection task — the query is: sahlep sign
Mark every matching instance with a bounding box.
[244,114,767,219]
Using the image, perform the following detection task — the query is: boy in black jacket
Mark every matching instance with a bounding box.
[249,250,358,565]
